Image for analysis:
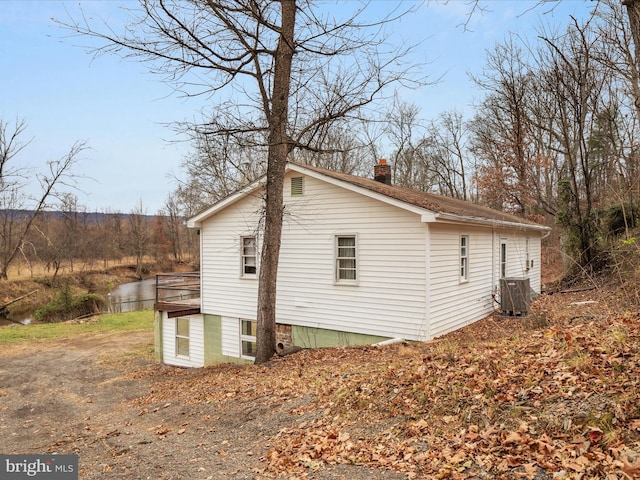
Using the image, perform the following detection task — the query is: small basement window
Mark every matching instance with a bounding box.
[240,319,257,359]
[291,176,304,196]
[176,317,190,357]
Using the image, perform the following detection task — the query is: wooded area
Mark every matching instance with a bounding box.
[0,207,197,282]
[167,1,640,278]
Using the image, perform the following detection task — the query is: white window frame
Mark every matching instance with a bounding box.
[335,234,358,284]
[525,237,531,272]
[460,235,469,282]
[175,317,190,358]
[240,236,258,278]
[500,238,507,279]
[240,319,257,360]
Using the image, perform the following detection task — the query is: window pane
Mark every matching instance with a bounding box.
[244,257,256,274]
[243,237,255,255]
[338,237,355,247]
[339,268,357,280]
[242,320,257,336]
[176,337,189,356]
[176,318,189,337]
[242,340,256,357]
[338,246,355,257]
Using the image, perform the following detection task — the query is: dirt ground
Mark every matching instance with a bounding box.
[0,330,405,480]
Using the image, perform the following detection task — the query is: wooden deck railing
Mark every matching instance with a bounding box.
[154,273,200,315]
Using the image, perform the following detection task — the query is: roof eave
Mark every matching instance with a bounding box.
[187,178,266,228]
[422,212,550,232]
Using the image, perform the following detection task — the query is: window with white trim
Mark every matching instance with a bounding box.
[175,317,190,357]
[525,237,531,271]
[460,235,469,281]
[336,235,357,282]
[500,239,507,278]
[240,319,257,359]
[241,236,257,277]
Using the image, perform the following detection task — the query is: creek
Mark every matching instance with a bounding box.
[0,278,157,327]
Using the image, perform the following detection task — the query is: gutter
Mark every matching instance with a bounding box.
[421,212,550,232]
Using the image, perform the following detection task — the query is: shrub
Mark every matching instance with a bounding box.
[34,291,106,323]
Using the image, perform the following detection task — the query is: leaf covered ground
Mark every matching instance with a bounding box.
[131,290,640,479]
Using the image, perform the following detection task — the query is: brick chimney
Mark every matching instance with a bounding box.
[374,159,392,185]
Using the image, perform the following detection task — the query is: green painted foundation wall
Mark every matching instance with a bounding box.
[154,311,163,362]
[155,310,391,366]
[202,314,252,366]
[292,325,389,349]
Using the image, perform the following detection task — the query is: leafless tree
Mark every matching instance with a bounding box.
[595,0,640,208]
[61,0,421,363]
[533,18,611,267]
[0,118,85,279]
[468,36,539,216]
[384,96,427,189]
[425,110,471,200]
[128,200,150,280]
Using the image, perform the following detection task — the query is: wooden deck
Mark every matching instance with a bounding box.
[153,272,201,317]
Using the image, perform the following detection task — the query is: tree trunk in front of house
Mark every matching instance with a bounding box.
[254,0,296,365]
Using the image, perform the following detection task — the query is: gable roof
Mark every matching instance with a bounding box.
[288,162,549,231]
[189,161,549,232]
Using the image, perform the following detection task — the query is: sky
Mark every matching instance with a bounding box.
[0,0,594,214]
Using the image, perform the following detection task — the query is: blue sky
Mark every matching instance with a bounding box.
[0,1,593,213]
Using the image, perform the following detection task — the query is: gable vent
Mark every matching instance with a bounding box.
[291,176,304,196]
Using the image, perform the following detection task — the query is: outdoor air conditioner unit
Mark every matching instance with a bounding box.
[500,277,531,316]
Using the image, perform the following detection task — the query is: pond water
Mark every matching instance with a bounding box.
[106,278,157,313]
[0,278,158,327]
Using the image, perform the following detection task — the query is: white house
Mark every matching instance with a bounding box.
[154,160,550,367]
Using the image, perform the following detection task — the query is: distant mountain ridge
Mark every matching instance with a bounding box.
[0,209,161,221]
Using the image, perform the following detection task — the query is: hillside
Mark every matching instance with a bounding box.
[131,287,640,479]
[2,285,639,479]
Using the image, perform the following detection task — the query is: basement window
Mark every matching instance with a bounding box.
[175,317,190,357]
[240,319,257,359]
[291,176,304,196]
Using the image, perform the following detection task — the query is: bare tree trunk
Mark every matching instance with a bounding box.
[254,0,296,364]
[623,0,640,121]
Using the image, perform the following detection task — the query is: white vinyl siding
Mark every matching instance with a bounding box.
[195,169,545,354]
[494,232,542,293]
[429,225,494,339]
[276,174,428,340]
[200,200,261,320]
[199,172,428,342]
[221,316,241,357]
[161,314,204,367]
